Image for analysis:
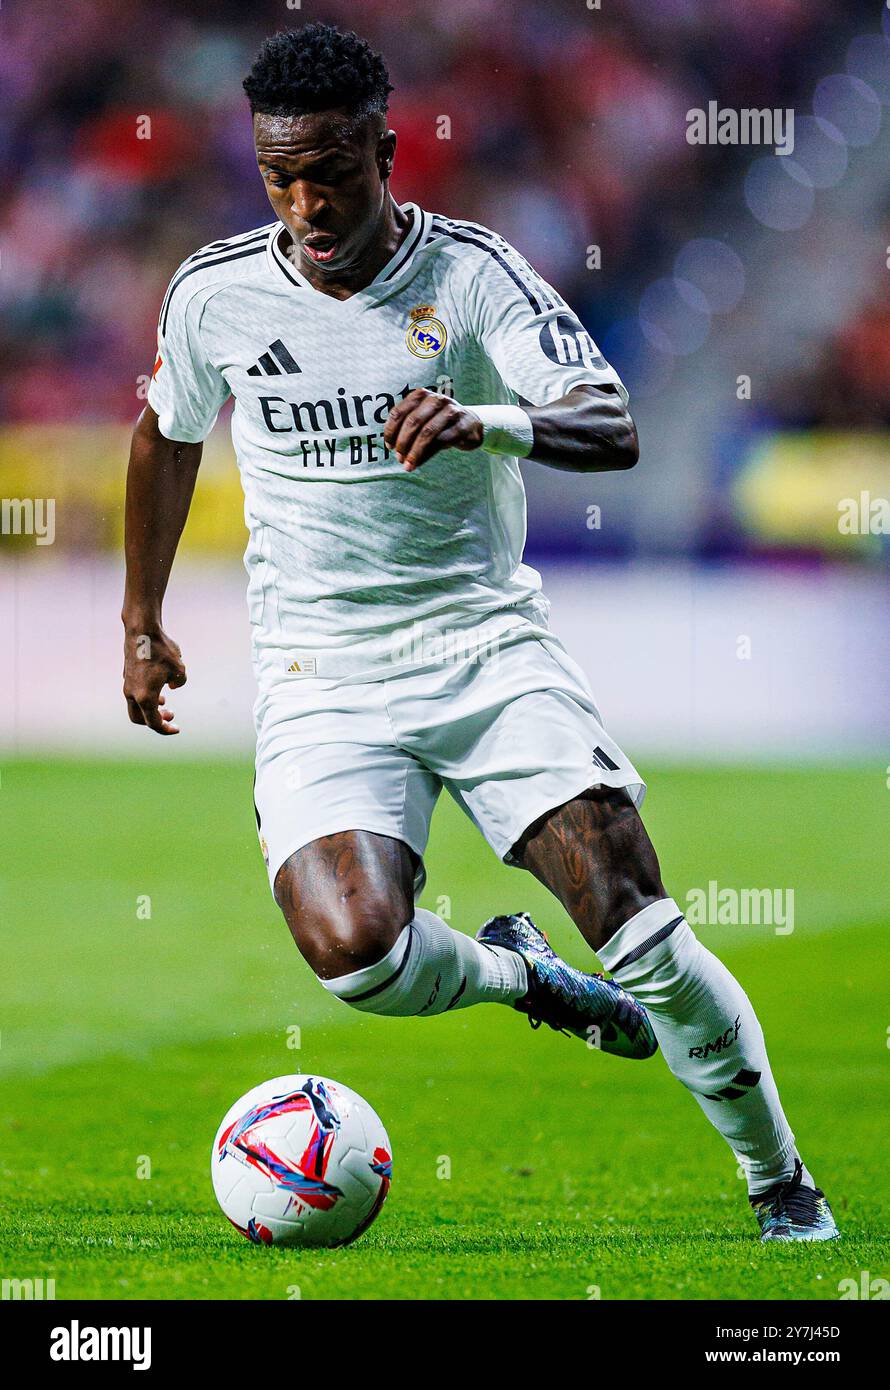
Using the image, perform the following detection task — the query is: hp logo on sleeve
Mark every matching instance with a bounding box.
[539,313,607,370]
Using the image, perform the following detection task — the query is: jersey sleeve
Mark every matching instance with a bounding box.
[147,278,231,443]
[464,237,628,408]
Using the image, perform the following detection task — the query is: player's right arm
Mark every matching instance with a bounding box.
[122,405,200,735]
[122,270,230,734]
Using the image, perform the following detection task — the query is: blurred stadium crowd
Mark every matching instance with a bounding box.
[0,0,887,553]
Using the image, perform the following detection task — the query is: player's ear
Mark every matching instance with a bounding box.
[376,128,397,182]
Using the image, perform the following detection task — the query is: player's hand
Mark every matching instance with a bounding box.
[122,625,187,735]
[384,388,483,472]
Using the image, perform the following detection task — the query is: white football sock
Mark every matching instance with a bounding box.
[597,898,805,1195]
[322,908,527,1017]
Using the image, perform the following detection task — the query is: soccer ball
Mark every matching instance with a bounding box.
[211,1074,392,1248]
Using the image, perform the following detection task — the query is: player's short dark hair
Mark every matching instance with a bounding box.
[243,23,393,123]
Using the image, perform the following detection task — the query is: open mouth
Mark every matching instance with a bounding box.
[302,235,340,264]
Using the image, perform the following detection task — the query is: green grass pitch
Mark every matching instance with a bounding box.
[1,758,887,1301]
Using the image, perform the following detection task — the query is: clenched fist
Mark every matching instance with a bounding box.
[384,387,483,471]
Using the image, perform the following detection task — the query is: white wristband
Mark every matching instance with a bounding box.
[466,404,534,458]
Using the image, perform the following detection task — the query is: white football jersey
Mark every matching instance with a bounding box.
[147,203,627,680]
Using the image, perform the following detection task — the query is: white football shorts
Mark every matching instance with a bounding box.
[253,630,645,897]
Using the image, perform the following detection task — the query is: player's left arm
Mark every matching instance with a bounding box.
[385,382,637,474]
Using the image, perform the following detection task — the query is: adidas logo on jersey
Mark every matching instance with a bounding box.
[247,339,301,377]
[286,657,317,675]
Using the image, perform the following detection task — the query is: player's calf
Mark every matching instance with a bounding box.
[322,907,527,1017]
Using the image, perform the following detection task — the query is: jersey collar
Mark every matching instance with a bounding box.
[266,202,431,300]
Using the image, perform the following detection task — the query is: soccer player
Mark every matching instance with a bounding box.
[123,23,837,1242]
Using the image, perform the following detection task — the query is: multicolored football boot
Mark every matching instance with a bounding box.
[476,912,657,1059]
[751,1160,840,1243]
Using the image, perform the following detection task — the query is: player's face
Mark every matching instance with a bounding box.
[254,110,396,278]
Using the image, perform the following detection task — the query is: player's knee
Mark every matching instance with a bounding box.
[596,882,664,950]
[595,850,666,949]
[286,894,409,980]
[321,900,406,976]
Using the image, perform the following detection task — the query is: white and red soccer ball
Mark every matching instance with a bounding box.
[211,1075,392,1248]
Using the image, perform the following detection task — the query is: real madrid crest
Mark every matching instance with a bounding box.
[406,304,447,358]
